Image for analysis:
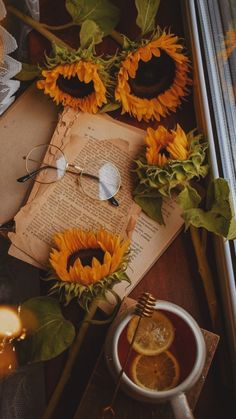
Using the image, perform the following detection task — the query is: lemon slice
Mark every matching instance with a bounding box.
[130,351,180,391]
[127,310,174,355]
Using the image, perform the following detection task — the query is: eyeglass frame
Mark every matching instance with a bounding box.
[17,144,121,207]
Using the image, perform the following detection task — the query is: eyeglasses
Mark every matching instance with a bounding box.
[17,144,121,206]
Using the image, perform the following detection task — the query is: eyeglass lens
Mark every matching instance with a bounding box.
[80,160,121,201]
[26,144,67,184]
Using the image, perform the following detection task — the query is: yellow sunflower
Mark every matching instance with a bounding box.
[50,228,129,285]
[145,124,189,166]
[37,60,107,113]
[48,228,130,307]
[115,31,191,122]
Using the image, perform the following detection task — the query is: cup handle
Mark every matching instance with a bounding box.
[170,393,194,419]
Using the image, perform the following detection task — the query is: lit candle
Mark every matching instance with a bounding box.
[0,307,22,339]
[0,306,22,378]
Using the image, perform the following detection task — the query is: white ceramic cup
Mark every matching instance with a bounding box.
[104,300,206,419]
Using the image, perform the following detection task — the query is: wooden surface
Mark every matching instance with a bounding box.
[42,232,233,419]
[1,0,235,418]
[0,233,234,419]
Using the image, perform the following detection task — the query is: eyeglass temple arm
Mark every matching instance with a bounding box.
[17,158,76,183]
[17,162,97,183]
[17,165,56,183]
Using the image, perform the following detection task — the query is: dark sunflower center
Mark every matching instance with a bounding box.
[57,75,94,98]
[159,148,170,158]
[67,248,105,271]
[129,50,176,99]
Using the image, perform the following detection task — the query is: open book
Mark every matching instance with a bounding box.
[9,109,184,306]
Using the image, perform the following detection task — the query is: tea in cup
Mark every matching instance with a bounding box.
[104,299,206,419]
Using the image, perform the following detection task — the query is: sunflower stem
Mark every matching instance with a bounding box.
[189,225,218,329]
[6,5,74,51]
[41,21,76,31]
[42,298,99,419]
[40,22,124,47]
[110,30,124,46]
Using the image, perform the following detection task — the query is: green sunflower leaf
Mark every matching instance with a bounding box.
[206,177,232,217]
[80,20,103,49]
[227,219,236,240]
[177,184,202,211]
[66,0,120,35]
[135,0,160,35]
[15,63,41,81]
[134,195,164,224]
[16,297,75,364]
[182,178,236,239]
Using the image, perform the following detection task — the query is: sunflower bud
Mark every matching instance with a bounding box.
[134,126,209,197]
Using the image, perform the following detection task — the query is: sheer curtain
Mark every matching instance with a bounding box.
[0,0,21,115]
